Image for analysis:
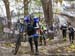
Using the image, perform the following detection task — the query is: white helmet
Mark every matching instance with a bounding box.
[63,24,66,26]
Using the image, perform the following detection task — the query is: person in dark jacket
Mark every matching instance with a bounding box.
[61,24,67,41]
[27,22,39,55]
[14,19,25,55]
[68,23,74,44]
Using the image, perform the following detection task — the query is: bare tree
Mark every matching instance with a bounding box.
[3,0,11,28]
[41,0,54,39]
[24,0,31,16]
[41,0,53,26]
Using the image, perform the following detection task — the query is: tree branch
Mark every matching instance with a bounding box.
[24,0,31,5]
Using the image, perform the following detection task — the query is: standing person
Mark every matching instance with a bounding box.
[60,24,67,41]
[68,23,74,44]
[40,24,47,45]
[27,23,39,55]
[26,17,39,55]
[14,19,25,55]
[33,17,39,54]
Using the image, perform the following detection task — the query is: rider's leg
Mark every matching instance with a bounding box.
[28,38,34,52]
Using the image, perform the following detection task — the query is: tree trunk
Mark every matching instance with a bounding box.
[41,0,53,26]
[41,0,54,39]
[49,0,53,26]
[3,0,11,28]
[24,0,28,16]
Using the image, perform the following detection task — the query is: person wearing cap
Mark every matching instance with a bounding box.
[25,17,39,55]
[60,24,67,41]
[14,19,25,55]
[68,23,75,44]
[32,17,39,54]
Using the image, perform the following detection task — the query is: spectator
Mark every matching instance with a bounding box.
[60,24,67,41]
[68,23,74,44]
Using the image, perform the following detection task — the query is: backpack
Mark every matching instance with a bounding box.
[27,24,36,35]
[69,27,74,33]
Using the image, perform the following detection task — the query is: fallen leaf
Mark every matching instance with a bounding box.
[57,49,61,52]
[67,51,71,53]
[72,49,75,51]
[70,44,75,49]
